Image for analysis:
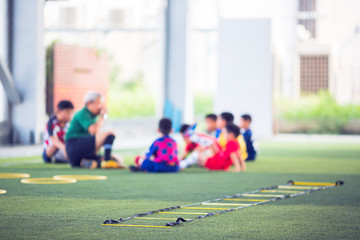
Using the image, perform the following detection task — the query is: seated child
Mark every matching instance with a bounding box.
[198,123,246,172]
[217,112,248,161]
[240,114,257,161]
[179,124,198,160]
[205,114,221,138]
[179,124,220,170]
[130,118,179,173]
[42,100,74,163]
[217,112,235,148]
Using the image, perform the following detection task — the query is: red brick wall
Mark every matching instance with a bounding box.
[53,43,109,111]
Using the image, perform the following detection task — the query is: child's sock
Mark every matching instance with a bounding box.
[104,134,115,161]
[180,151,199,169]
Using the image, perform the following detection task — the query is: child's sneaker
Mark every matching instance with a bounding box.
[101,160,121,169]
[111,154,127,169]
[80,159,98,169]
[100,154,127,169]
[129,165,142,172]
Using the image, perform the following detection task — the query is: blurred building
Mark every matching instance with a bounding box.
[200,0,360,104]
[1,0,359,144]
[42,0,360,104]
[43,0,360,101]
[191,0,360,137]
[43,0,164,97]
[277,0,360,104]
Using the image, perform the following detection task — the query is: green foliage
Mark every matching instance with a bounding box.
[121,73,145,91]
[194,93,214,116]
[109,65,121,85]
[276,91,360,133]
[108,89,155,119]
[107,67,214,119]
[108,73,155,119]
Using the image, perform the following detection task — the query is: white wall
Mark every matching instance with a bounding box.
[218,0,298,98]
[337,34,360,104]
[317,0,360,45]
[215,18,273,138]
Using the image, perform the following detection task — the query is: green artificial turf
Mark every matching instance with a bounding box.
[0,141,359,239]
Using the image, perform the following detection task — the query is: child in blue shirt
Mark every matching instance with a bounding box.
[240,114,257,161]
[130,118,179,173]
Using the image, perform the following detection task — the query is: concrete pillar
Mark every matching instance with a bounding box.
[164,0,193,131]
[11,0,45,144]
[0,0,9,124]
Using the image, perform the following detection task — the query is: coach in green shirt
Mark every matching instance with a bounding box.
[65,91,116,168]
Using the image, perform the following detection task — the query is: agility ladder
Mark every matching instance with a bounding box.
[102,180,344,228]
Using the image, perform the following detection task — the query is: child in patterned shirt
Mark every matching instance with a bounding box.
[130,118,179,173]
[42,100,74,163]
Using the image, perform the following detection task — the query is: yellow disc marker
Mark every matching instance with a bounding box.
[53,175,107,181]
[21,178,77,184]
[0,173,30,179]
[0,189,7,194]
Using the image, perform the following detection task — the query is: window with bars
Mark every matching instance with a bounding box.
[298,19,316,38]
[300,55,329,94]
[298,0,316,12]
[298,0,316,38]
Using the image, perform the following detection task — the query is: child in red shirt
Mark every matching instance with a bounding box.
[198,123,246,172]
